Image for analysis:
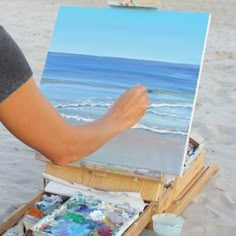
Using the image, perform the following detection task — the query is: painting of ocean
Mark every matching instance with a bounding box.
[40,7,210,176]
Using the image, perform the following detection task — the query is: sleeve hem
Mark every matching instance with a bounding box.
[0,72,33,103]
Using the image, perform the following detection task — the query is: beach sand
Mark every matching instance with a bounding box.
[0,0,235,235]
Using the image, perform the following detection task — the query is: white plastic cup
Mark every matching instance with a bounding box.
[152,213,184,236]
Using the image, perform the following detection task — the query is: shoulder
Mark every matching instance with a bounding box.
[0,25,12,46]
[0,26,33,103]
[0,25,7,36]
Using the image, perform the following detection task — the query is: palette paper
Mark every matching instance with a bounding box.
[31,188,141,235]
[40,7,210,176]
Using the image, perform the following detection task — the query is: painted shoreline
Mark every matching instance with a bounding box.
[80,128,186,176]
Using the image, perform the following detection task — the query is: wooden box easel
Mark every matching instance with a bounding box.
[0,139,218,235]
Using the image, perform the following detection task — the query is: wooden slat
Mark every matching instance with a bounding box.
[166,162,219,214]
[0,191,44,235]
[44,163,165,202]
[156,186,175,214]
[175,167,206,201]
[145,160,218,230]
[124,202,158,235]
[149,152,205,214]
[173,151,205,197]
[39,155,165,182]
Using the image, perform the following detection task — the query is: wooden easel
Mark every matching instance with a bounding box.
[126,151,218,235]
[42,147,218,235]
[0,142,218,235]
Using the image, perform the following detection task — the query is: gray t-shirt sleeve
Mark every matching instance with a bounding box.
[0,26,33,103]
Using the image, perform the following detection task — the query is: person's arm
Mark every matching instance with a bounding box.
[0,77,149,165]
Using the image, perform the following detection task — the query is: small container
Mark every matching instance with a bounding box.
[152,213,184,236]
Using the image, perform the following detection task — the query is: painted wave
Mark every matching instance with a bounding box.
[55,101,191,136]
[60,112,187,136]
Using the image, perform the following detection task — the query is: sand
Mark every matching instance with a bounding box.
[0,0,235,235]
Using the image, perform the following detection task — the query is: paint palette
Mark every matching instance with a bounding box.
[31,192,139,236]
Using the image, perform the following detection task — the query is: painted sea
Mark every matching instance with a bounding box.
[40,52,200,175]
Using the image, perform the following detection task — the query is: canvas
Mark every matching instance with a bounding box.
[40,7,210,176]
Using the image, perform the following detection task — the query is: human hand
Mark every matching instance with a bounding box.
[106,84,149,132]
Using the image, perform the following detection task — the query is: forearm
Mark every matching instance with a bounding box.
[64,115,122,165]
[0,78,123,165]
[48,114,124,165]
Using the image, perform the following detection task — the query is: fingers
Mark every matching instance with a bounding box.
[130,84,149,109]
[114,84,149,129]
[133,84,150,110]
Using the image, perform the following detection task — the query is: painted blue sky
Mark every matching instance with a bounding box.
[49,7,210,65]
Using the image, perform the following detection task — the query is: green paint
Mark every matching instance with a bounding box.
[65,211,86,223]
[65,211,98,227]
[92,231,100,236]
